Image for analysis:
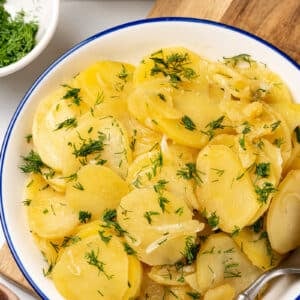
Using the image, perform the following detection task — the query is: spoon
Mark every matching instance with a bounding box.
[236,247,300,300]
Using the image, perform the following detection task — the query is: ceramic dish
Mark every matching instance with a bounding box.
[0,0,60,77]
[0,18,299,299]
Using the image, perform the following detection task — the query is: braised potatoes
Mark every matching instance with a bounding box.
[20,47,300,299]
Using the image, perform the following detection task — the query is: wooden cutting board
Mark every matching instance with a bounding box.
[0,0,299,297]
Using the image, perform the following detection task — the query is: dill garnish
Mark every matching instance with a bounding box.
[176,162,204,185]
[181,115,196,131]
[182,236,199,265]
[186,292,201,299]
[20,150,45,174]
[223,53,252,67]
[78,210,91,223]
[123,242,136,255]
[144,211,160,224]
[255,182,276,204]
[98,230,112,244]
[207,211,219,228]
[201,116,225,140]
[149,50,196,86]
[0,3,38,67]
[255,162,270,178]
[62,84,82,106]
[55,117,77,131]
[84,248,113,279]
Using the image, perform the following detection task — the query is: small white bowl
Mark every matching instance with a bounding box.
[0,18,299,299]
[0,0,60,77]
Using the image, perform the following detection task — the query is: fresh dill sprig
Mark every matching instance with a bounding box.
[201,116,225,140]
[144,211,160,224]
[98,230,112,244]
[255,162,270,178]
[176,162,204,185]
[181,115,196,131]
[123,242,136,255]
[20,150,45,174]
[62,84,82,106]
[84,248,113,279]
[78,210,91,223]
[207,212,219,228]
[255,182,276,204]
[182,236,199,265]
[54,117,77,131]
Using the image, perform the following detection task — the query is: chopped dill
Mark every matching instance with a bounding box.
[255,182,276,204]
[78,210,91,223]
[255,162,270,178]
[176,162,204,185]
[55,117,77,131]
[84,248,113,279]
[123,242,136,255]
[207,211,219,228]
[62,84,82,106]
[98,230,112,244]
[181,115,196,131]
[201,116,225,140]
[182,236,199,265]
[20,150,45,174]
[144,211,160,224]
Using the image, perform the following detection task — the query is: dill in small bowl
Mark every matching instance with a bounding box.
[0,0,38,68]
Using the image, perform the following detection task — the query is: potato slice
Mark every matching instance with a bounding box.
[66,164,129,220]
[117,188,203,265]
[127,149,198,210]
[25,174,78,239]
[62,114,131,178]
[133,47,202,89]
[196,233,261,294]
[267,169,300,253]
[196,144,260,233]
[123,255,143,300]
[203,284,235,300]
[233,228,282,270]
[32,84,88,171]
[52,230,129,300]
[148,263,195,286]
[75,60,135,107]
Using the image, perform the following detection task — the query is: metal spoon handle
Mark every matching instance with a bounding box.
[236,267,300,300]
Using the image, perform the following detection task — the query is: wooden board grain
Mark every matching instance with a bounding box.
[148,0,300,63]
[0,0,299,294]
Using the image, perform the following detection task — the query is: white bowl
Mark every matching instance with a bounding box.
[0,0,60,77]
[0,18,300,299]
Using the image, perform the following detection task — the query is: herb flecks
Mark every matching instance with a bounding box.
[84,248,113,279]
[55,118,77,131]
[255,182,276,204]
[201,116,225,140]
[78,210,91,223]
[20,150,45,174]
[144,211,160,224]
[62,84,82,106]
[207,212,219,229]
[255,162,270,178]
[223,53,253,67]
[181,115,196,131]
[0,6,38,67]
[177,163,204,185]
[149,50,196,86]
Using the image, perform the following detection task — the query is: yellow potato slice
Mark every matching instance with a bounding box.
[267,169,300,254]
[62,114,132,178]
[148,263,195,286]
[133,47,202,88]
[66,164,129,220]
[233,228,282,270]
[203,284,235,300]
[75,60,135,107]
[52,231,129,300]
[123,255,143,300]
[127,149,198,210]
[25,174,78,239]
[196,144,260,233]
[117,188,203,265]
[196,233,261,294]
[32,84,88,171]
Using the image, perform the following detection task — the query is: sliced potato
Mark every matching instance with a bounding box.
[196,233,261,294]
[117,188,203,265]
[52,230,129,300]
[203,284,235,300]
[32,84,88,171]
[267,169,300,253]
[196,144,260,232]
[233,228,282,270]
[25,174,78,239]
[148,264,195,286]
[62,114,132,178]
[66,164,129,220]
[75,60,135,107]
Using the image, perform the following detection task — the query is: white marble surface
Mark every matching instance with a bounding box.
[0,0,153,298]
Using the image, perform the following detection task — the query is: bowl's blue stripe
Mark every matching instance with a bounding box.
[0,17,299,299]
